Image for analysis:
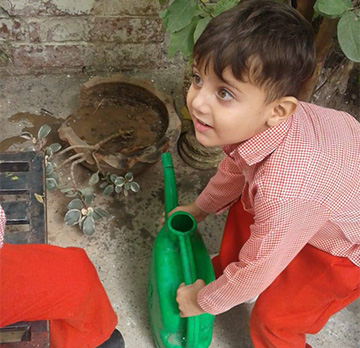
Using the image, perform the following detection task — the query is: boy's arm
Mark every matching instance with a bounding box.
[197,197,331,315]
[196,155,245,214]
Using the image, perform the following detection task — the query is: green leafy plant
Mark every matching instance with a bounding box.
[64,189,109,236]
[159,0,360,63]
[160,0,240,59]
[314,0,360,62]
[21,125,62,191]
[90,171,140,198]
[20,124,140,235]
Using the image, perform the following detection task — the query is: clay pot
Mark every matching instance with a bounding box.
[58,74,181,176]
[178,127,224,170]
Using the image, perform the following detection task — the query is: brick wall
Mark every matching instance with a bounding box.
[0,0,173,74]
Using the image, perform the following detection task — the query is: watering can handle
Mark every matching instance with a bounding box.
[177,233,199,348]
[179,234,200,347]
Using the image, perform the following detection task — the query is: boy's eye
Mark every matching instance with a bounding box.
[217,88,233,101]
[191,73,202,86]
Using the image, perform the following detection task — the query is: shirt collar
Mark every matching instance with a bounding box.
[223,112,294,166]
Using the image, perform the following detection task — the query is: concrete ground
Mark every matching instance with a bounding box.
[1,71,359,348]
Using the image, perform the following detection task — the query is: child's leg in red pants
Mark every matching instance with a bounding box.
[213,200,360,348]
[0,244,118,348]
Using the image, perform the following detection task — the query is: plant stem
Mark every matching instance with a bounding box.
[57,144,99,157]
[91,151,101,172]
[57,153,85,169]
[70,156,86,188]
[97,130,129,147]
[91,98,105,116]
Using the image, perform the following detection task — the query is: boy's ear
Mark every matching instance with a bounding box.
[266,96,298,127]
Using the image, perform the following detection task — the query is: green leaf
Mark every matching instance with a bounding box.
[89,171,100,185]
[338,11,360,63]
[47,172,59,184]
[159,9,170,30]
[46,177,58,191]
[47,143,62,153]
[115,185,123,193]
[82,216,95,235]
[64,209,81,226]
[125,172,133,182]
[314,0,352,17]
[20,132,34,140]
[45,147,53,156]
[94,208,109,218]
[130,182,140,193]
[110,174,117,183]
[79,215,86,228]
[78,187,93,196]
[37,124,51,139]
[168,17,199,59]
[84,193,95,206]
[60,187,73,193]
[93,212,101,221]
[103,185,114,196]
[166,0,198,33]
[45,162,54,175]
[124,182,131,191]
[67,198,83,210]
[99,181,107,189]
[99,181,108,189]
[115,176,125,186]
[211,0,239,17]
[194,16,212,43]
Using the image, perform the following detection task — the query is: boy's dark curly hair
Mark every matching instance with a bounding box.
[193,0,316,102]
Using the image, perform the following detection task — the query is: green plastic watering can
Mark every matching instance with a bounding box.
[148,152,215,348]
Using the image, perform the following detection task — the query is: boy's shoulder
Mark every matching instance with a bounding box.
[288,101,360,149]
[256,102,359,201]
[296,101,359,129]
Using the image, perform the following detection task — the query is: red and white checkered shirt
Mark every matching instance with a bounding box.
[196,101,360,315]
[0,204,6,249]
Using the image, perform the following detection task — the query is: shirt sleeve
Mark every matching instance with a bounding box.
[197,197,331,315]
[196,155,245,214]
[0,204,6,249]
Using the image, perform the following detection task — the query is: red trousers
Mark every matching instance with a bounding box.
[212,201,360,348]
[0,244,117,348]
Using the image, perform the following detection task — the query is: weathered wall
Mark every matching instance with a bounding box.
[0,0,174,74]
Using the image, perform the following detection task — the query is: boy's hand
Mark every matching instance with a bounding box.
[168,202,209,224]
[176,279,206,317]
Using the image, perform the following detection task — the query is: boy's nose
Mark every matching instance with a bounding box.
[190,88,211,115]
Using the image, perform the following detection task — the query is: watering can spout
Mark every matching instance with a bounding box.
[161,153,178,217]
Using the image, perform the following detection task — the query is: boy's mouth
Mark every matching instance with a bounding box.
[193,116,213,130]
[198,118,210,126]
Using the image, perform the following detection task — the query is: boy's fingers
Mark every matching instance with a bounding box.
[195,279,206,287]
[178,282,185,289]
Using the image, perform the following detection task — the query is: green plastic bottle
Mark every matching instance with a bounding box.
[148,152,215,348]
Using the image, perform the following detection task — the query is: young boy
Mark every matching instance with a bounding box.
[172,1,360,347]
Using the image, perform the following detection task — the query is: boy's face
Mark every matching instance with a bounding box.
[187,63,274,147]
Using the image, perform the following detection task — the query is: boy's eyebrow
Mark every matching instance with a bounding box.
[221,76,244,94]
